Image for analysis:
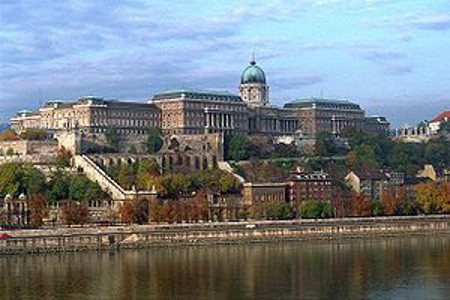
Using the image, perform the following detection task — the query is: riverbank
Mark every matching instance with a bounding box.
[1,215,449,255]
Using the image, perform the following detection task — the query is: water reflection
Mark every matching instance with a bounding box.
[1,235,449,299]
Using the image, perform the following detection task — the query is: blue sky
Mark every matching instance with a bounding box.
[1,0,449,126]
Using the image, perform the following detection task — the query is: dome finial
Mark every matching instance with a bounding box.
[250,52,256,65]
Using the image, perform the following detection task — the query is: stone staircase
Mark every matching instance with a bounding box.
[73,155,156,201]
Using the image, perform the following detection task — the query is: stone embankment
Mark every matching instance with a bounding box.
[1,215,449,255]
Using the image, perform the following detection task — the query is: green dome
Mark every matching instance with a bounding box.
[241,60,266,84]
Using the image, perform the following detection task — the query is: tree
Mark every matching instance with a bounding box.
[149,199,164,223]
[48,171,69,202]
[120,202,135,224]
[19,128,47,140]
[372,200,384,216]
[415,182,447,214]
[136,159,160,190]
[227,134,249,161]
[134,199,149,224]
[315,132,338,157]
[352,193,372,217]
[299,201,322,218]
[264,201,294,220]
[0,129,19,141]
[437,120,450,134]
[55,147,72,168]
[104,126,119,152]
[383,187,405,215]
[0,163,23,197]
[146,127,163,154]
[60,201,90,225]
[331,186,353,217]
[299,200,334,218]
[117,164,135,190]
[28,194,48,227]
[218,172,239,193]
[424,136,449,167]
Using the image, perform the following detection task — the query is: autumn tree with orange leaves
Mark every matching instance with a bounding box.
[415,182,450,214]
[383,186,406,215]
[352,193,372,217]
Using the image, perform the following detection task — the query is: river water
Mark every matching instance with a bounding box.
[1,235,449,299]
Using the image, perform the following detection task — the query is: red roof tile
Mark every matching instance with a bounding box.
[431,111,450,123]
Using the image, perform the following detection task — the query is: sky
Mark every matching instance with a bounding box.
[0,0,449,127]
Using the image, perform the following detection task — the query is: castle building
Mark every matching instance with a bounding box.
[10,57,389,146]
[151,90,248,136]
[150,59,298,136]
[11,96,161,136]
[284,98,388,137]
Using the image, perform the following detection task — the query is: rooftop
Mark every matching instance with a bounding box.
[284,97,361,109]
[152,89,242,102]
[430,111,450,123]
[352,170,388,180]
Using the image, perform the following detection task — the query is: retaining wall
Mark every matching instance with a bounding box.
[1,215,449,255]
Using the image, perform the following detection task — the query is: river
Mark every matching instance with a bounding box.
[1,235,449,299]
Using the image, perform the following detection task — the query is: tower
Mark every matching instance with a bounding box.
[239,57,269,107]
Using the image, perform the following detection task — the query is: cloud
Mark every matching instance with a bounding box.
[382,64,412,75]
[353,47,412,75]
[368,13,450,32]
[356,48,406,61]
[407,14,450,30]
[271,74,324,90]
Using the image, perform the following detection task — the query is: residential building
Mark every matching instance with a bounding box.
[429,111,450,134]
[345,170,389,201]
[417,164,450,182]
[287,171,332,204]
[242,182,287,207]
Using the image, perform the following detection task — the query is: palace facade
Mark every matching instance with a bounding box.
[10,58,389,142]
[11,97,160,136]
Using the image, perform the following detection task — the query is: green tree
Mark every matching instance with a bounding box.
[372,200,384,216]
[117,164,136,190]
[218,172,239,193]
[320,201,334,218]
[19,128,47,140]
[48,171,69,202]
[437,120,450,134]
[170,173,191,196]
[299,200,322,218]
[136,158,160,189]
[0,163,22,197]
[23,165,47,196]
[146,127,163,154]
[424,136,449,167]
[315,132,338,157]
[227,134,249,161]
[265,201,294,220]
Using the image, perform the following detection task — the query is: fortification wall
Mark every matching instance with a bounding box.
[0,140,58,164]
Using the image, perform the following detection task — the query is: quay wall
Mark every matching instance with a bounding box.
[1,215,449,255]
